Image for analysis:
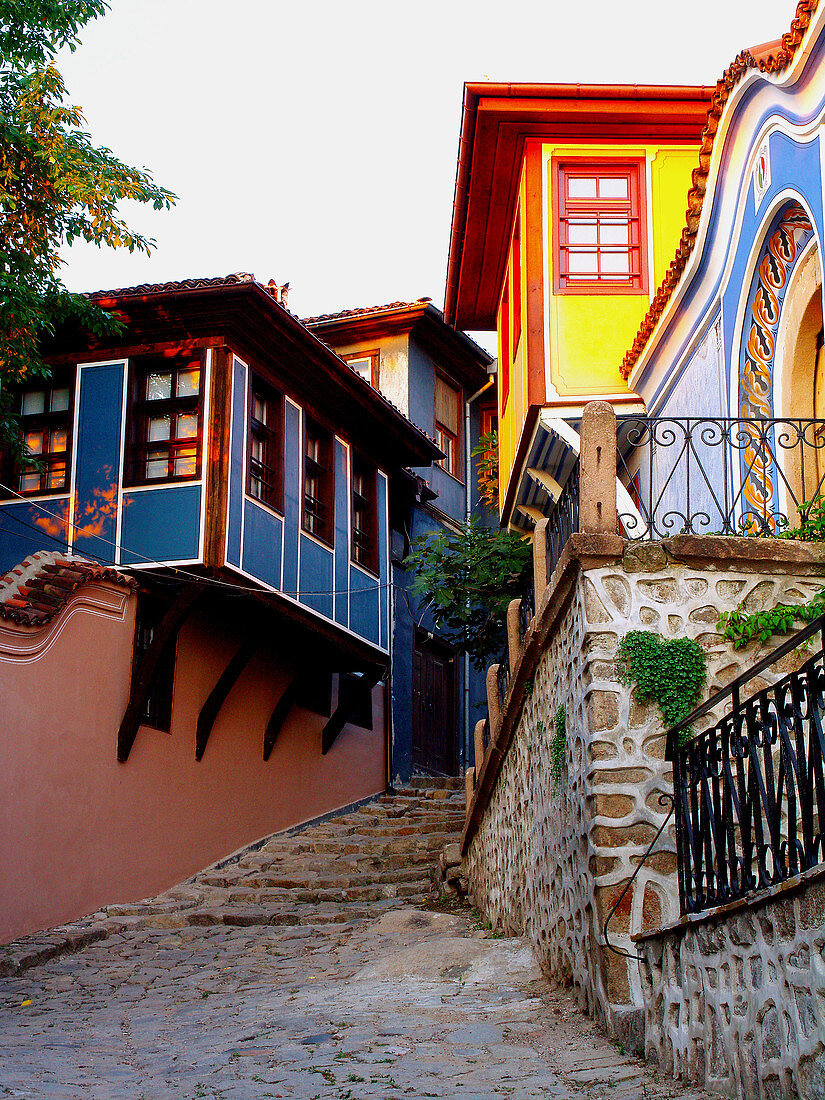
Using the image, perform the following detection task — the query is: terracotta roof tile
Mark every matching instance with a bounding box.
[621,0,817,380]
[0,552,137,626]
[302,299,434,325]
[86,272,258,301]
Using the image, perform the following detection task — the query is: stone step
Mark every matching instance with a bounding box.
[408,776,464,790]
[199,865,433,891]
[183,897,421,928]
[223,881,426,905]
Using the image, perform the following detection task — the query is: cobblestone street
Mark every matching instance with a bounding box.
[0,906,708,1100]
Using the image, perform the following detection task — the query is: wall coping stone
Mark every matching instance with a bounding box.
[633,860,825,944]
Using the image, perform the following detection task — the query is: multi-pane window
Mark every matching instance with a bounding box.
[555,162,646,292]
[343,351,379,388]
[248,379,283,511]
[15,379,72,495]
[351,452,378,573]
[127,354,203,485]
[434,373,462,479]
[303,416,333,544]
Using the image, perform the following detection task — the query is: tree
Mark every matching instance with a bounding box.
[403,518,532,671]
[0,0,176,444]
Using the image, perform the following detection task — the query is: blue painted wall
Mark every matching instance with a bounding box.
[73,362,124,564]
[226,356,246,568]
[0,499,69,572]
[121,486,201,565]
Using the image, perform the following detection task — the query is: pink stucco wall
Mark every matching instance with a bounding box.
[0,584,387,943]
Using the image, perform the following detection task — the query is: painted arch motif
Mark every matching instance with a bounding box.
[737,202,815,523]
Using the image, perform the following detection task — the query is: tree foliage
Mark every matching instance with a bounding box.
[0,0,176,441]
[403,518,532,670]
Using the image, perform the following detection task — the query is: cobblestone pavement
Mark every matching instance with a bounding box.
[0,906,708,1100]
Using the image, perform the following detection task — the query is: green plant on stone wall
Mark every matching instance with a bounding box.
[777,494,825,541]
[551,705,566,789]
[471,429,499,511]
[718,588,825,649]
[617,631,707,736]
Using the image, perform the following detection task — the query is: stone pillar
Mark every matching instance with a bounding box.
[473,719,486,771]
[464,766,475,810]
[579,401,617,535]
[486,664,502,733]
[507,598,521,670]
[533,518,549,606]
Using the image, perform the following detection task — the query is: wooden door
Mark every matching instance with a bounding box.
[412,631,457,776]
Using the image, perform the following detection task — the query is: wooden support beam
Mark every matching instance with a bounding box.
[263,675,305,761]
[321,673,378,755]
[196,636,258,761]
[117,586,203,763]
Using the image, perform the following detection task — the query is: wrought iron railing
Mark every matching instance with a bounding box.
[668,614,825,915]
[517,571,535,643]
[617,416,825,539]
[546,461,579,578]
[496,642,511,713]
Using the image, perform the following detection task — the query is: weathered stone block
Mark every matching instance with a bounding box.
[622,542,668,573]
[586,690,620,732]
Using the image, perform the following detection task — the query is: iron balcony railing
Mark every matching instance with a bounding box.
[667,614,825,915]
[616,416,825,539]
[517,570,536,644]
[496,641,511,714]
[545,461,580,580]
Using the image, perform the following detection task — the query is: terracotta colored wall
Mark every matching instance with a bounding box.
[0,586,386,943]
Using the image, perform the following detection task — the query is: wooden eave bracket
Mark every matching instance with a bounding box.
[321,672,379,755]
[195,635,259,761]
[117,585,204,763]
[263,674,305,762]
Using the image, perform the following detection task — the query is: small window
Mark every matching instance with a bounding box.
[303,416,334,544]
[555,161,646,292]
[126,353,203,486]
[132,593,175,732]
[351,452,378,574]
[434,374,462,480]
[13,376,72,496]
[247,378,283,511]
[343,351,379,388]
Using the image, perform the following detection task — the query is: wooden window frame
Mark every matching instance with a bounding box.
[302,415,334,546]
[125,352,204,488]
[434,372,463,482]
[553,159,648,295]
[342,350,380,389]
[10,373,74,497]
[351,451,379,575]
[247,376,284,512]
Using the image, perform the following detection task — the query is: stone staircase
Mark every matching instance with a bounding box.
[111,776,467,930]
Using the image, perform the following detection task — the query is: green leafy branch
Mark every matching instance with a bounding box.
[471,428,498,511]
[617,630,707,735]
[717,588,825,649]
[551,705,566,790]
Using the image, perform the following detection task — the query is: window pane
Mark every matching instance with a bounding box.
[148,415,171,442]
[174,451,197,477]
[177,412,198,440]
[147,372,172,401]
[21,391,45,415]
[568,219,597,245]
[48,462,66,489]
[24,430,44,454]
[568,176,597,199]
[568,249,598,274]
[50,388,70,412]
[348,357,371,380]
[600,220,630,245]
[252,395,266,423]
[599,176,628,199]
[19,468,41,492]
[51,428,68,453]
[177,369,200,397]
[601,251,631,274]
[252,437,264,462]
[146,455,169,479]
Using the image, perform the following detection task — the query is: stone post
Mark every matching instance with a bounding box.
[507,598,522,670]
[486,663,502,733]
[473,719,486,771]
[533,517,549,606]
[464,766,475,810]
[579,401,617,535]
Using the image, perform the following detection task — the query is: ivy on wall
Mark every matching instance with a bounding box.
[617,630,707,734]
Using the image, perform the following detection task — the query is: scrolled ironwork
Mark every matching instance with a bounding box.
[496,644,510,713]
[517,574,535,643]
[545,462,579,578]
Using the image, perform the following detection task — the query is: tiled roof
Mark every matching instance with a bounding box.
[87,272,258,300]
[0,551,136,626]
[620,0,818,380]
[302,298,434,325]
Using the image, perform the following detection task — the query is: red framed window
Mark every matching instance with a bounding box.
[303,416,334,544]
[12,375,73,496]
[554,161,647,293]
[247,377,284,511]
[351,452,379,574]
[434,373,462,480]
[343,350,379,389]
[126,353,203,486]
[500,276,510,413]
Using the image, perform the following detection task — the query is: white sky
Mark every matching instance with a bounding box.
[58,0,799,353]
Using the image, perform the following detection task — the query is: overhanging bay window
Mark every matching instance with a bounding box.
[247,378,284,511]
[303,416,333,544]
[434,373,462,479]
[13,377,72,495]
[126,353,203,485]
[351,452,378,574]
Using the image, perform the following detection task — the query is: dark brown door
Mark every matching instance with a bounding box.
[412,631,457,776]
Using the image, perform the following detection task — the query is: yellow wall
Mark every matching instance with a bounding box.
[497,166,529,508]
[545,143,696,398]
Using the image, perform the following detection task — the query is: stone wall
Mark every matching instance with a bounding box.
[464,536,825,1042]
[639,870,825,1098]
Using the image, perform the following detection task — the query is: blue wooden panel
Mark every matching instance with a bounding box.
[226,357,246,568]
[0,499,69,573]
[300,534,333,619]
[350,564,380,645]
[120,485,201,565]
[241,498,282,589]
[73,363,124,563]
[282,401,301,597]
[377,472,388,649]
[333,439,349,628]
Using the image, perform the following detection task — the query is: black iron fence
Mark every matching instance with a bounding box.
[667,615,825,915]
[617,416,825,539]
[496,641,511,713]
[545,461,580,579]
[517,572,535,644]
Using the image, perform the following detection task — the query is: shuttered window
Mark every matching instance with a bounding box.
[434,374,461,479]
